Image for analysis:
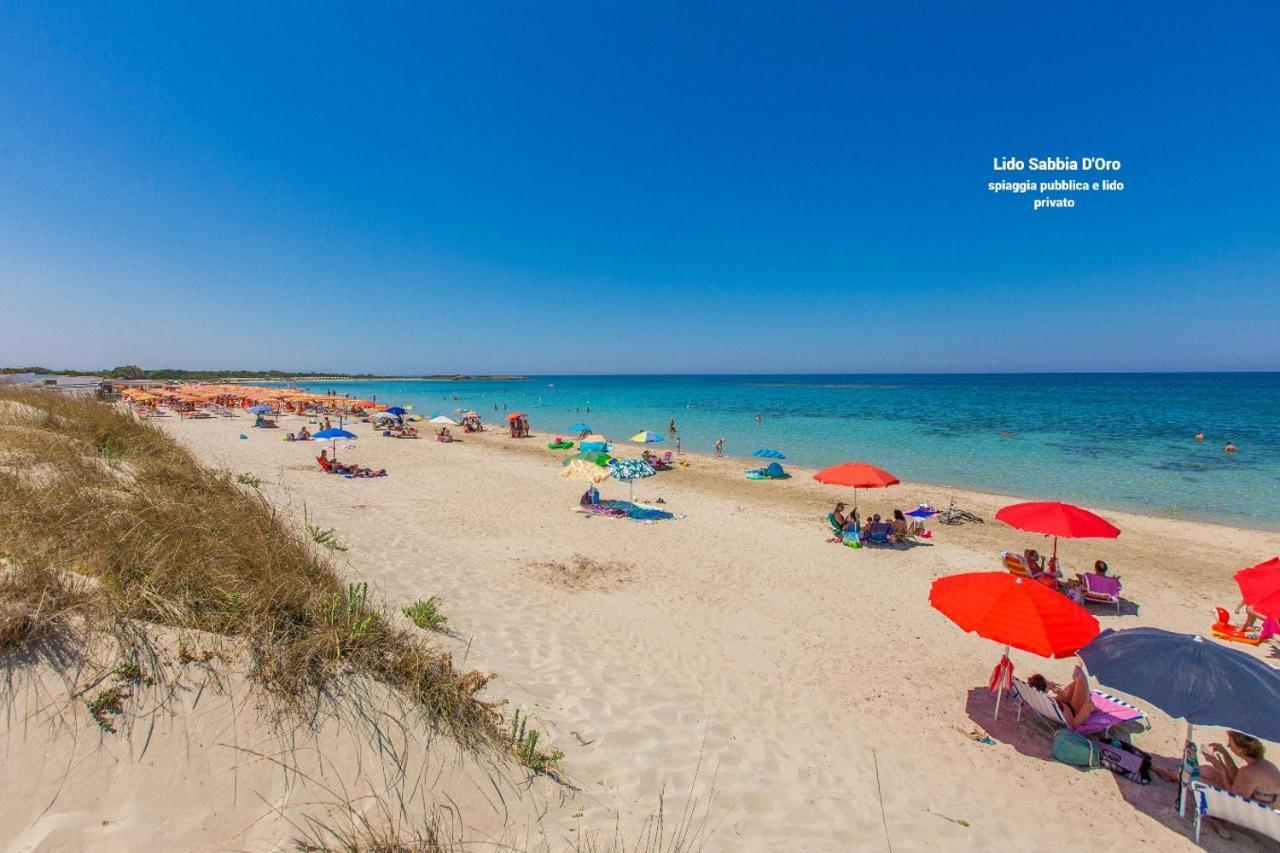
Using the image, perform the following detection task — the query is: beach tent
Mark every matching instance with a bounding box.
[569,423,592,433]
[930,571,1099,718]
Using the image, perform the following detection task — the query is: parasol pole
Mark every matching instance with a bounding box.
[1177,721,1196,815]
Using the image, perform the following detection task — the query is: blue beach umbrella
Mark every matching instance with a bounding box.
[313,427,357,461]
[609,458,656,500]
[248,404,275,415]
[1078,627,1280,812]
[753,448,785,459]
[631,431,664,444]
[569,423,592,433]
[385,406,407,416]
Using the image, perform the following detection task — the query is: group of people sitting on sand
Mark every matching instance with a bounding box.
[1027,667,1280,809]
[509,416,530,438]
[384,423,419,438]
[831,503,923,545]
[283,426,312,441]
[435,426,454,442]
[316,449,386,478]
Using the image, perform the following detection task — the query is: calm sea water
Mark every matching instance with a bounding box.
[252,374,1280,529]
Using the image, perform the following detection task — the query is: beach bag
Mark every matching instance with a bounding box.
[1098,737,1151,784]
[1052,729,1099,768]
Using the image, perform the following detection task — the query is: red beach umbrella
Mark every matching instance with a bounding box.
[995,500,1120,564]
[506,411,527,421]
[930,571,1100,717]
[813,461,899,510]
[1235,557,1280,621]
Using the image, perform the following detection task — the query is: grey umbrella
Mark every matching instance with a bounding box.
[1078,627,1280,812]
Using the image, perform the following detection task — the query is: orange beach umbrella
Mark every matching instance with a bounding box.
[930,571,1099,717]
[812,461,899,510]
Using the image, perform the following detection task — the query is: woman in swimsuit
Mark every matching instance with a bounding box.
[1027,667,1096,727]
[1201,731,1280,804]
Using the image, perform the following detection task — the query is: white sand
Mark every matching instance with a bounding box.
[5,411,1279,851]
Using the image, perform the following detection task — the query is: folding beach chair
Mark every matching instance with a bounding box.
[1191,781,1280,845]
[1080,573,1123,613]
[1001,551,1035,578]
[1012,677,1149,738]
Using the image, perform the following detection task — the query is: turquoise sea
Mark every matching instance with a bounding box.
[252,374,1280,530]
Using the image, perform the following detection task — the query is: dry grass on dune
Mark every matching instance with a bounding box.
[0,388,500,746]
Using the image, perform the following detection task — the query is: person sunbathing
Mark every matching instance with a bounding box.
[1027,667,1096,727]
[1200,731,1280,804]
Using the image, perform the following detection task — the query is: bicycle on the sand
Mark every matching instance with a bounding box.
[938,499,984,525]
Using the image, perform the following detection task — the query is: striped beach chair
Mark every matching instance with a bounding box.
[1012,677,1150,738]
[1001,551,1035,578]
[1191,781,1280,844]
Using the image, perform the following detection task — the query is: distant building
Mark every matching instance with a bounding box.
[2,373,103,396]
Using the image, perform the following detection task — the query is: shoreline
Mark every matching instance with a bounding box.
[149,409,1280,850]
[461,424,1280,536]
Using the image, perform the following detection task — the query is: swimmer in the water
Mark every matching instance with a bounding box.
[1225,441,1238,454]
[1195,429,1204,442]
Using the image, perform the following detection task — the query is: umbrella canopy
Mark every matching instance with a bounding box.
[609,459,656,481]
[1235,557,1280,620]
[506,411,527,421]
[429,415,458,425]
[995,501,1120,540]
[753,448,785,459]
[247,404,276,414]
[995,500,1120,564]
[569,423,592,432]
[371,411,400,421]
[930,571,1099,659]
[631,431,664,443]
[814,461,899,488]
[609,458,656,499]
[813,461,899,509]
[385,406,407,416]
[561,458,612,483]
[1079,627,1280,742]
[312,428,357,461]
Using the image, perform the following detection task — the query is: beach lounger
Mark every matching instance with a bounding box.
[1191,781,1280,845]
[1079,573,1123,613]
[1012,677,1148,738]
[1001,551,1035,578]
[827,513,844,538]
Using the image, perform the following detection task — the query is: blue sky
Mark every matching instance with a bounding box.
[2,2,1277,374]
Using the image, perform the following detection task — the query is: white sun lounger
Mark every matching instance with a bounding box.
[1192,781,1280,844]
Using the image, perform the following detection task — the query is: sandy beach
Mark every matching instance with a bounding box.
[73,411,1267,851]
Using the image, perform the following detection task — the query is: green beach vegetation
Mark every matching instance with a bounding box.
[0,387,533,756]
